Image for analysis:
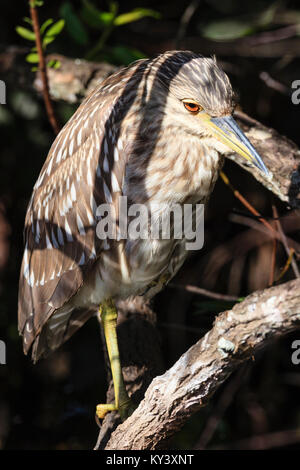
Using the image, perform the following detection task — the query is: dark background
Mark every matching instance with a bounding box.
[0,0,300,450]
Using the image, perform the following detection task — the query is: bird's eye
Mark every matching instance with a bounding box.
[183,101,202,114]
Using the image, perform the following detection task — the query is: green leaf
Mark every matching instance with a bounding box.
[42,35,56,47]
[201,20,254,41]
[31,66,38,72]
[44,19,65,38]
[41,19,65,48]
[97,11,114,24]
[114,8,161,26]
[256,3,278,28]
[23,17,32,25]
[80,0,115,29]
[29,0,44,7]
[16,26,36,41]
[109,1,118,15]
[26,52,39,63]
[40,18,54,35]
[47,59,61,69]
[60,2,89,45]
[53,60,61,69]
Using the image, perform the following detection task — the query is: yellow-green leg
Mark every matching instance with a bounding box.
[96,298,132,421]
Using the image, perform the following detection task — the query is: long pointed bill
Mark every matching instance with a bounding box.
[200,114,270,175]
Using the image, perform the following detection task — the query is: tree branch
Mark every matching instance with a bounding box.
[37,53,119,104]
[104,278,300,450]
[228,110,300,208]
[29,5,60,135]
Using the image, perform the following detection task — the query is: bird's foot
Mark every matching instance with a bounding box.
[96,403,117,419]
[96,398,135,422]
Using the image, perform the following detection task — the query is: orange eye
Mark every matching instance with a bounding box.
[183,102,201,114]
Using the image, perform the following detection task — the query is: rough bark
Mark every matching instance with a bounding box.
[0,47,118,103]
[104,279,300,450]
[226,110,300,208]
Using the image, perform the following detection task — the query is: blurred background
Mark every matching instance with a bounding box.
[1,0,300,450]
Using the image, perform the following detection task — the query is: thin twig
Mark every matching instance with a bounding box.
[229,213,300,255]
[276,248,295,282]
[269,237,277,286]
[221,173,300,280]
[195,365,249,449]
[168,283,239,302]
[259,71,290,95]
[29,1,60,135]
[272,205,300,278]
[269,204,278,286]
[212,429,300,450]
[176,0,201,49]
[247,24,299,47]
[220,171,275,234]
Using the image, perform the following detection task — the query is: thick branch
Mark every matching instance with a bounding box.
[105,278,300,450]
[36,53,119,104]
[0,47,118,103]
[228,111,300,208]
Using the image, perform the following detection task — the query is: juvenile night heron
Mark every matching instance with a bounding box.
[18,51,269,420]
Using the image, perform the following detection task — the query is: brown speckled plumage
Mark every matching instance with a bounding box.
[18,50,237,360]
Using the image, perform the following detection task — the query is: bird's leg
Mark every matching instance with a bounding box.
[96,298,132,421]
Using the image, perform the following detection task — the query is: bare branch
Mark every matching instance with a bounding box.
[228,111,300,208]
[104,278,300,450]
[36,54,119,104]
[273,204,300,278]
[212,429,300,450]
[168,283,239,301]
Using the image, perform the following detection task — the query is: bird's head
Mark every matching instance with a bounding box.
[153,51,269,175]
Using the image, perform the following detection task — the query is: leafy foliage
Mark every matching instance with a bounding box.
[16,10,64,70]
[59,2,89,46]
[199,2,279,40]
[59,0,160,64]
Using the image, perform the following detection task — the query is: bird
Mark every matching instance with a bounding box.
[18,50,269,421]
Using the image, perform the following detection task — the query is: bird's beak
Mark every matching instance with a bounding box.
[199,114,270,175]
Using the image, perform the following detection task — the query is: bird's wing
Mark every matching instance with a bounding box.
[18,64,141,359]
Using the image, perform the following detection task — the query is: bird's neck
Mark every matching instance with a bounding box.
[124,129,223,208]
